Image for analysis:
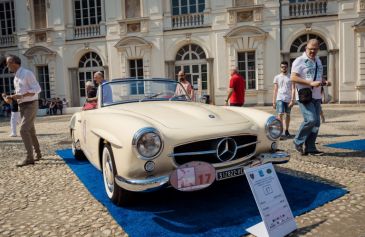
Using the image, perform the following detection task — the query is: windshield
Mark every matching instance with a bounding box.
[100,79,190,107]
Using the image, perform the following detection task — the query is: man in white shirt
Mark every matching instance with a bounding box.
[86,71,113,105]
[272,61,294,138]
[5,55,42,167]
[290,39,331,156]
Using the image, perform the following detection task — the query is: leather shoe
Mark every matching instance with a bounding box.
[307,150,324,156]
[293,141,304,155]
[16,159,35,167]
[34,156,42,161]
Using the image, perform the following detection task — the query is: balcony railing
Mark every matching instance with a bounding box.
[0,34,16,48]
[74,24,103,39]
[171,12,206,29]
[289,0,328,17]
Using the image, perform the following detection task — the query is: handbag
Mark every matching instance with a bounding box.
[298,88,312,104]
[297,61,318,104]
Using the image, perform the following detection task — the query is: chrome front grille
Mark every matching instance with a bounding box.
[171,135,258,165]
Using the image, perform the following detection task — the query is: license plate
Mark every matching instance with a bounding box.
[216,166,245,181]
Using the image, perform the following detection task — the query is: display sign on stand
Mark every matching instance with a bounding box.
[244,163,297,237]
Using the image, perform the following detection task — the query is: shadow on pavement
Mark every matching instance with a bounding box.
[323,120,357,123]
[289,219,327,236]
[322,151,365,158]
[318,134,359,138]
[1,140,24,144]
[276,166,346,189]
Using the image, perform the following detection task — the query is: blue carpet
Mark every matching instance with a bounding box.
[325,139,365,151]
[56,149,347,237]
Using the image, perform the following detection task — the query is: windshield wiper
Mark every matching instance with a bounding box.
[139,93,163,102]
[169,94,189,101]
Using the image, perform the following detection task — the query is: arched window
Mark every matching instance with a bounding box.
[289,34,328,78]
[175,44,208,99]
[78,52,103,97]
[290,34,327,53]
[0,65,14,95]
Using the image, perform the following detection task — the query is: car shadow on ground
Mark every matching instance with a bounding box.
[116,166,346,235]
[126,166,346,208]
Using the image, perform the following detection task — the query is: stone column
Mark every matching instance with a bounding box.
[68,68,80,107]
[281,52,290,65]
[328,49,338,103]
[165,60,175,79]
[207,58,215,104]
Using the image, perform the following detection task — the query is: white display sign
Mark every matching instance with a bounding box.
[245,163,297,237]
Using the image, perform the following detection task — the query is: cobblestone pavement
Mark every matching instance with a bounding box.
[0,104,364,237]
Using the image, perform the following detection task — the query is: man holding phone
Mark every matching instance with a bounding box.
[290,39,331,156]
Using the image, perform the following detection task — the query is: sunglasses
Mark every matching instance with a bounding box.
[306,47,319,51]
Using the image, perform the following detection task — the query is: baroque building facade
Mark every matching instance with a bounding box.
[0,0,364,106]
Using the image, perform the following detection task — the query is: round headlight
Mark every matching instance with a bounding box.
[132,128,163,160]
[265,116,283,140]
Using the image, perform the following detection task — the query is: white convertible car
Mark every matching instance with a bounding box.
[70,79,289,206]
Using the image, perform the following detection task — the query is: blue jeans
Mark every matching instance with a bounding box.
[294,99,322,152]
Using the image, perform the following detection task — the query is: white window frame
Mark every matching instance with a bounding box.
[33,0,47,29]
[125,0,142,18]
[171,0,205,15]
[237,51,256,90]
[0,0,15,36]
[0,67,14,95]
[37,65,51,99]
[74,0,103,26]
[78,52,104,97]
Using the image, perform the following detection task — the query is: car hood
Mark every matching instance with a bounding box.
[104,101,252,129]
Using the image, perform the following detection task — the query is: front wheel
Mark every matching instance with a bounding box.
[102,144,132,206]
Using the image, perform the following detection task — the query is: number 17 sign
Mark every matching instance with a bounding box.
[169,161,216,191]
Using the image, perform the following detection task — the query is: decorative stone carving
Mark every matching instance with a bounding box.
[120,23,127,34]
[253,9,262,22]
[229,11,236,24]
[141,20,147,32]
[127,23,141,33]
[237,11,253,22]
[360,0,365,10]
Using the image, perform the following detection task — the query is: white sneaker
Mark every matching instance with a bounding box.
[9,134,17,137]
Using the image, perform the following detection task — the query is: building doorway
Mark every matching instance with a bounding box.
[175,44,208,101]
[77,52,104,105]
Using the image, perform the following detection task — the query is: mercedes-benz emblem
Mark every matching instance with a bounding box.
[216,138,237,162]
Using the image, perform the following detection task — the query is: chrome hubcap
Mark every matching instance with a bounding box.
[103,150,114,194]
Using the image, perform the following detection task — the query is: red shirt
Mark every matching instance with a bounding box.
[229,73,245,105]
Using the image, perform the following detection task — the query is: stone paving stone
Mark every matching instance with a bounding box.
[0,104,364,236]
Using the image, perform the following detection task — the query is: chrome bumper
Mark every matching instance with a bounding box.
[115,151,289,192]
[258,151,290,164]
[115,175,170,192]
